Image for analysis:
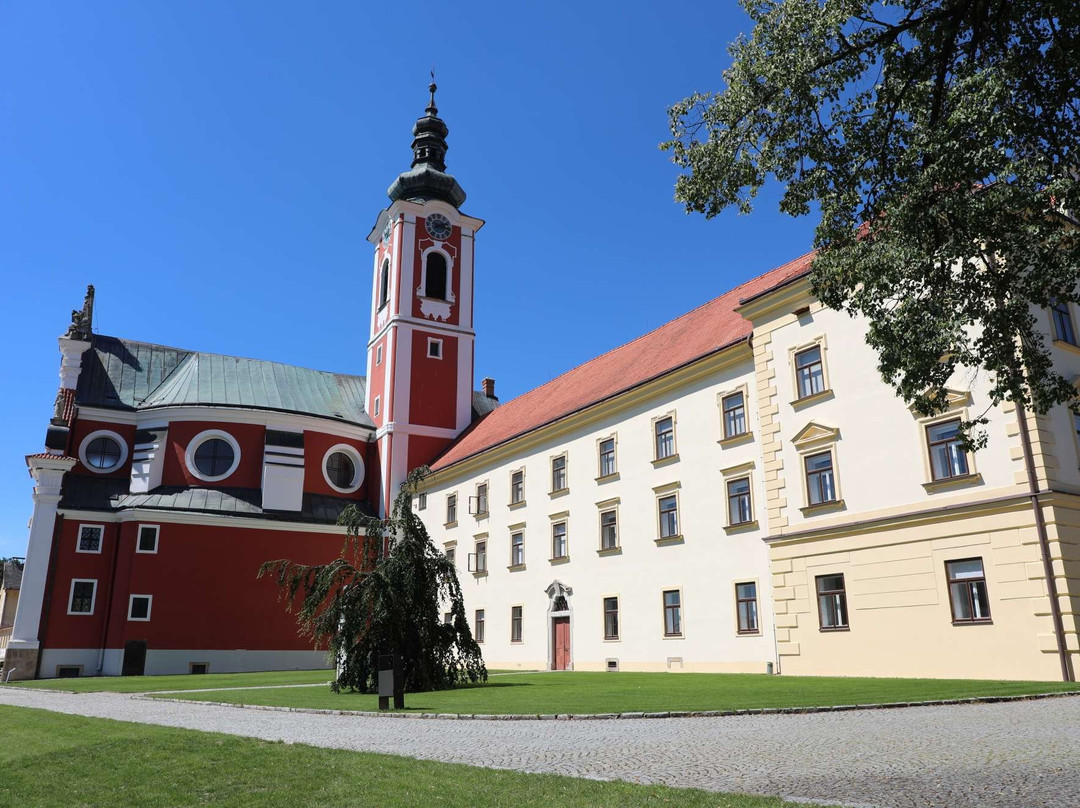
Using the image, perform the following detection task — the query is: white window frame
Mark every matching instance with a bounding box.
[135,524,160,554]
[550,452,568,494]
[596,434,618,480]
[373,396,381,417]
[78,429,129,474]
[427,337,444,359]
[127,594,153,622]
[185,429,242,483]
[76,523,105,555]
[376,344,383,365]
[652,482,682,542]
[67,578,98,616]
[788,336,832,405]
[509,467,526,506]
[651,411,678,463]
[322,443,365,494]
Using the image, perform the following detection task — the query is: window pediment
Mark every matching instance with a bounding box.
[907,388,972,416]
[791,421,840,449]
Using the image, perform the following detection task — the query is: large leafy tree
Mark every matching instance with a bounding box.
[260,467,486,694]
[663,0,1080,429]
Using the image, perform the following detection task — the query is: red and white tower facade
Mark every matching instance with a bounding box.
[366,81,484,513]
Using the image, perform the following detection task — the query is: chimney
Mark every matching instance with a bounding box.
[481,377,496,399]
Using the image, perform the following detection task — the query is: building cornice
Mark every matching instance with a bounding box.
[57,507,351,535]
[422,340,753,487]
[75,405,375,442]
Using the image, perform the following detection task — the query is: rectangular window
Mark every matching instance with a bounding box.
[128,594,152,622]
[417,492,427,511]
[663,590,682,636]
[598,438,616,477]
[427,338,443,358]
[1051,299,1077,345]
[474,483,489,515]
[722,392,747,439]
[445,547,455,567]
[443,612,453,625]
[658,495,679,538]
[654,416,675,459]
[446,493,457,524]
[795,346,826,399]
[511,531,525,566]
[475,609,485,643]
[373,396,381,417]
[68,579,97,615]
[805,451,837,505]
[736,582,759,634]
[726,477,753,525]
[926,419,970,481]
[603,596,619,640]
[551,521,568,560]
[816,574,849,630]
[600,509,618,550]
[510,470,524,504]
[511,605,523,643]
[376,345,383,365]
[136,525,159,554]
[551,455,567,492]
[946,558,992,623]
[77,524,103,554]
[474,540,487,573]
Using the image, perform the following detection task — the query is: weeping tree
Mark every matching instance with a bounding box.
[259,467,486,693]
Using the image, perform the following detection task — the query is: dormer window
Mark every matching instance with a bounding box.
[424,253,448,300]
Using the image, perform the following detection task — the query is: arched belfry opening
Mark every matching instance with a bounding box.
[545,580,573,671]
[424,252,448,300]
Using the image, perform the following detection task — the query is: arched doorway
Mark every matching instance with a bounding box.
[545,580,573,671]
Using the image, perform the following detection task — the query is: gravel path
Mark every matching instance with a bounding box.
[2,687,1078,808]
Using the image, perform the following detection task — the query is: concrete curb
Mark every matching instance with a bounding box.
[137,688,1080,720]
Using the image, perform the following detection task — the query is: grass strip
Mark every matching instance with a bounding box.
[148,670,1078,715]
[0,705,826,807]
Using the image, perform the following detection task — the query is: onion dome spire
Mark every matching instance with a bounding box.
[387,72,467,208]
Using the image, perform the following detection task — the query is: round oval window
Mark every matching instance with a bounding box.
[193,438,235,478]
[85,436,122,470]
[326,451,356,489]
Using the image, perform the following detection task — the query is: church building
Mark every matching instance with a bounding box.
[5,83,1078,682]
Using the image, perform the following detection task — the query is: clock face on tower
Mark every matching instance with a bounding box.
[425,213,452,241]
[381,220,392,245]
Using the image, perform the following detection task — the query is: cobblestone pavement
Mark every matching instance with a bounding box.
[1,687,1078,808]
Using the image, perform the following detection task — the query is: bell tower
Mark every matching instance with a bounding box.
[367,79,484,515]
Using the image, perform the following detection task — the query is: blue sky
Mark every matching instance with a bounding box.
[0,1,815,556]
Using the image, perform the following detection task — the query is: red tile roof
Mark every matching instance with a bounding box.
[431,251,816,471]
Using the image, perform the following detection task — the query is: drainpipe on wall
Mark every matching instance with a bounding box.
[1015,400,1074,682]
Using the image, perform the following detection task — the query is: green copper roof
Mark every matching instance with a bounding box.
[77,335,372,428]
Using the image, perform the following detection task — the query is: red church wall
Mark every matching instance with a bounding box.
[41,519,119,650]
[408,330,458,429]
[408,434,451,473]
[302,430,369,499]
[43,518,343,652]
[162,421,265,489]
[68,418,137,479]
[368,334,388,428]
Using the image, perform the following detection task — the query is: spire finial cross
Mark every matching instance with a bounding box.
[427,65,438,114]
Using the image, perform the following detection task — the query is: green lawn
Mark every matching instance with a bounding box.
[150,670,1078,714]
[2,668,334,693]
[0,706,825,808]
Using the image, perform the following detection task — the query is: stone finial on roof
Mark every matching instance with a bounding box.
[63,284,95,340]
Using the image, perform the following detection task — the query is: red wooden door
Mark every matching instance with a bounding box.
[553,617,570,670]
